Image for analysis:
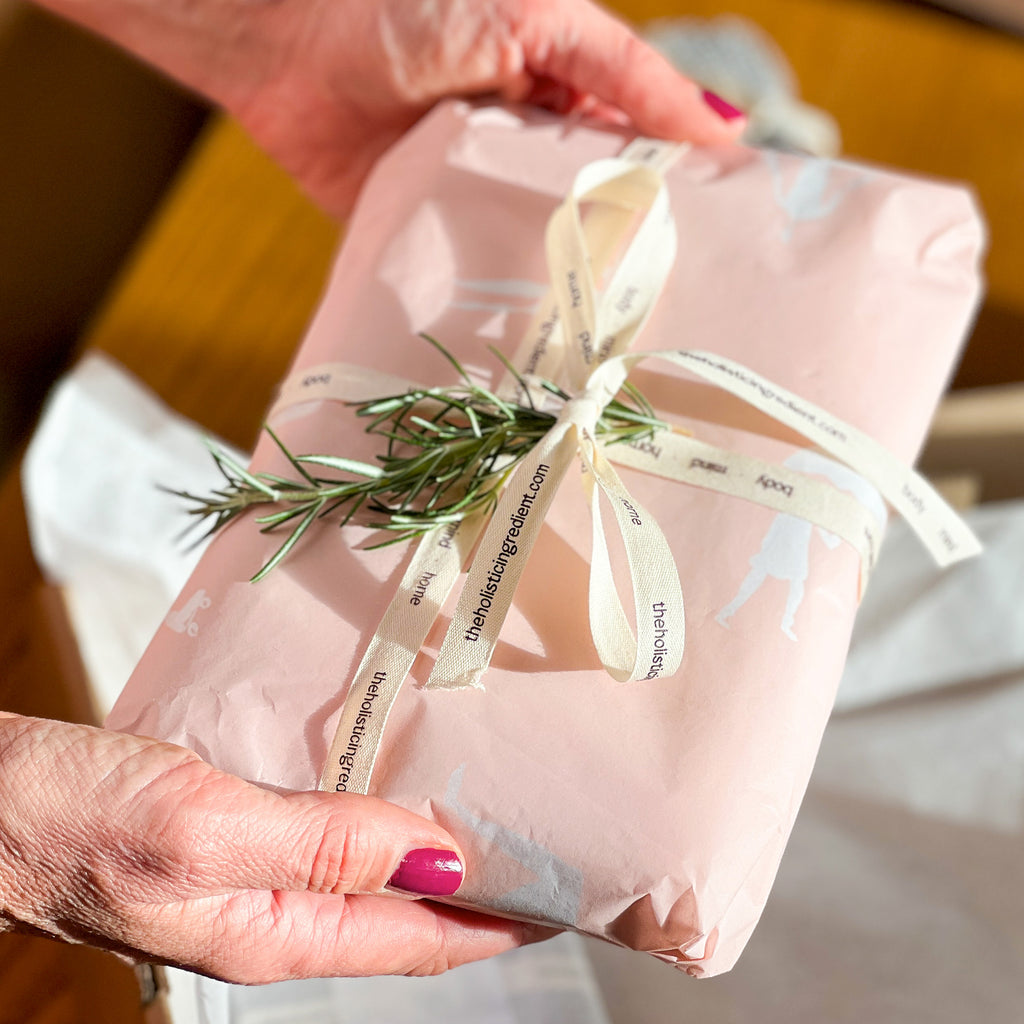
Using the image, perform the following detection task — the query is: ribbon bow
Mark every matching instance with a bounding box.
[296,142,979,794]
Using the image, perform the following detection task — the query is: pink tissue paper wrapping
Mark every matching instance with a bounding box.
[108,101,985,976]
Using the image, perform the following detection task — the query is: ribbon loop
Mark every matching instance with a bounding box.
[580,428,685,682]
[544,158,678,392]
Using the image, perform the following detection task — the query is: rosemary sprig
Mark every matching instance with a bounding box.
[171,336,665,581]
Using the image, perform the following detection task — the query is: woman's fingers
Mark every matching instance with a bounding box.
[118,765,549,982]
[516,0,745,143]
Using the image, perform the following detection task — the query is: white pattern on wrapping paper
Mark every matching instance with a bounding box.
[717,451,888,641]
[765,151,872,242]
[164,588,212,638]
[450,278,548,338]
[445,765,583,927]
[451,278,548,307]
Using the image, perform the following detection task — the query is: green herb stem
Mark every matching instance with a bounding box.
[171,336,664,580]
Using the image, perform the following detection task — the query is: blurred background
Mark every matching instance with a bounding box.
[0,0,206,469]
[0,0,1022,1021]
[0,0,1022,474]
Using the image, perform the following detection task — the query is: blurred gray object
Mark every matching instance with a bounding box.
[645,15,841,156]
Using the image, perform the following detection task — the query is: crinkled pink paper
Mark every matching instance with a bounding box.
[109,101,985,975]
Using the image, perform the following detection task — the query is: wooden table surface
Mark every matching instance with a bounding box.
[1,0,1022,1019]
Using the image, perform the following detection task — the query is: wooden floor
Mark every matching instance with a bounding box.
[0,933,148,1024]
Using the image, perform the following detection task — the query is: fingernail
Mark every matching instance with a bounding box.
[702,90,745,122]
[387,848,464,897]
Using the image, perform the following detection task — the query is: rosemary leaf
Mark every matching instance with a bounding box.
[251,499,325,582]
[295,454,384,478]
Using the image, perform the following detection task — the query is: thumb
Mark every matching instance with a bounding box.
[132,761,465,900]
[243,788,467,897]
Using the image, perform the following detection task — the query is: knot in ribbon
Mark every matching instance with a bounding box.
[552,359,626,436]
[557,394,602,436]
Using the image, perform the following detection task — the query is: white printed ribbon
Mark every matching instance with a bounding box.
[269,141,981,794]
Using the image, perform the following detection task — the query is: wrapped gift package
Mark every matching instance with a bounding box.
[107,101,985,976]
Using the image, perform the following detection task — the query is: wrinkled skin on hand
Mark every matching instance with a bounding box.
[36,0,743,218]
[0,714,542,982]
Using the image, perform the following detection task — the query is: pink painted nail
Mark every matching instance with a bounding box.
[702,90,745,122]
[387,848,464,896]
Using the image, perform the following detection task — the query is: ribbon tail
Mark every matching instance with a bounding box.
[604,431,884,593]
[606,348,982,569]
[425,424,579,691]
[318,512,486,794]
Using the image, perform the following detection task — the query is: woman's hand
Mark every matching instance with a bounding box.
[0,713,541,982]
[34,0,744,218]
